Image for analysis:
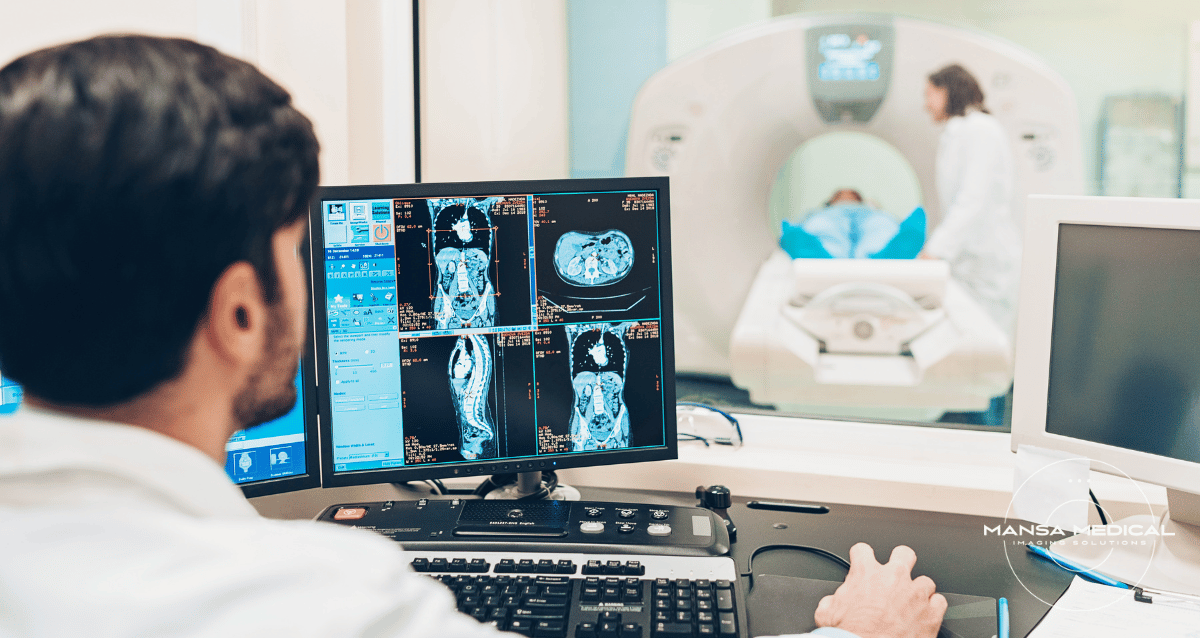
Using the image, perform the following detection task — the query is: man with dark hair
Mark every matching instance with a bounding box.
[0,35,944,637]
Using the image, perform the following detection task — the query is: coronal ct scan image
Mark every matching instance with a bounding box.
[448,333,497,460]
[430,197,499,329]
[565,322,636,451]
[553,230,634,286]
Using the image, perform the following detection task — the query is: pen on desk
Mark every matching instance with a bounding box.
[997,597,1009,638]
[1025,543,1129,589]
[745,501,830,514]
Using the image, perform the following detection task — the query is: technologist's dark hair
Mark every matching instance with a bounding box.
[928,64,989,117]
[0,35,319,406]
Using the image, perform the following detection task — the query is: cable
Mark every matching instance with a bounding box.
[473,471,560,501]
[676,402,743,446]
[1089,488,1108,525]
[741,543,850,591]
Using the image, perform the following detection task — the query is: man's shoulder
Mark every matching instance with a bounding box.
[0,505,459,636]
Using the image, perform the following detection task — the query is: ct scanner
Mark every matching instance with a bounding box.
[625,14,1084,415]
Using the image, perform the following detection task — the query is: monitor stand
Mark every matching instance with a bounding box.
[1048,488,1200,596]
[483,471,582,501]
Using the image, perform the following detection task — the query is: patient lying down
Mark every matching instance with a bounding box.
[780,188,926,260]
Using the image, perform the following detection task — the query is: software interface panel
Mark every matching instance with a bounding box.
[321,189,668,473]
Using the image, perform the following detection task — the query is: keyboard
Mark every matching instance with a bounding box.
[409,550,745,638]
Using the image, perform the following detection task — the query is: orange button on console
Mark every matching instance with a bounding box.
[334,507,368,520]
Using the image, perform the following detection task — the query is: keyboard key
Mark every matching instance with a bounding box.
[674,611,692,623]
[623,587,642,602]
[606,560,624,574]
[597,621,620,638]
[621,623,642,638]
[653,611,671,623]
[509,618,535,635]
[602,586,621,601]
[534,620,566,637]
[582,586,601,602]
[539,559,556,573]
[449,558,468,572]
[598,611,622,623]
[496,559,515,573]
[525,596,569,609]
[518,559,536,572]
[625,561,645,575]
[715,580,732,589]
[696,599,713,611]
[514,608,565,621]
[430,558,448,571]
[543,584,570,597]
[410,557,429,572]
[651,622,692,637]
[716,590,734,612]
[697,624,715,635]
[654,599,672,611]
[696,611,714,623]
[696,590,713,600]
[469,558,490,573]
[557,560,577,574]
[576,622,597,638]
[675,598,693,611]
[584,560,604,575]
[694,579,711,589]
[718,612,736,636]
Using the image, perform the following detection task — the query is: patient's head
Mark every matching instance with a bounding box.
[827,189,864,206]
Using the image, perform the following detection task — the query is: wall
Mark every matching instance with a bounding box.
[0,0,415,187]
[420,0,569,182]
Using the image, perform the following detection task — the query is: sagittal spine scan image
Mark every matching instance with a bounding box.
[449,333,497,460]
[431,197,499,329]
[553,230,634,286]
[566,322,635,451]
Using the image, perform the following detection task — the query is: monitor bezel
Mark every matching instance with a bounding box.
[1011,194,1200,494]
[237,232,323,499]
[311,177,678,489]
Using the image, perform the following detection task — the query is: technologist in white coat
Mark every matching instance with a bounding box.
[920,64,1021,340]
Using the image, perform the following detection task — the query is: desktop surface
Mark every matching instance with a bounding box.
[262,484,1073,638]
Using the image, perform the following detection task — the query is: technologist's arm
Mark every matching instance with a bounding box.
[807,543,948,638]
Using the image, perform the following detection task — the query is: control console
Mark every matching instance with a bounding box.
[316,499,731,556]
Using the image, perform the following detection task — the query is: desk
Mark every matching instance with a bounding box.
[252,484,1074,637]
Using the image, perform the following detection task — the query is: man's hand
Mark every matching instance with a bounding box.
[814,543,948,638]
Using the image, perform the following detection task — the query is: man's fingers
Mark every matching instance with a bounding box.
[913,575,937,599]
[848,543,879,575]
[930,593,949,617]
[814,594,833,625]
[888,545,918,573]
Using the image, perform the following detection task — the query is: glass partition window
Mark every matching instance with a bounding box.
[561,0,1200,430]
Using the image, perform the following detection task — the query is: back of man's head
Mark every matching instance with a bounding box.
[0,35,319,407]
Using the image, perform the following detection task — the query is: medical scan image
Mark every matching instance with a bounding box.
[430,198,499,329]
[566,322,635,451]
[448,333,497,460]
[553,229,634,286]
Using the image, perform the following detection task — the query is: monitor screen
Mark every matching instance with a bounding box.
[1045,223,1200,464]
[0,361,319,496]
[313,178,676,487]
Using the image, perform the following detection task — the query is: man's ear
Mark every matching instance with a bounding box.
[203,262,268,366]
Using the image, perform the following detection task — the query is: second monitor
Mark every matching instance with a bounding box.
[312,178,676,494]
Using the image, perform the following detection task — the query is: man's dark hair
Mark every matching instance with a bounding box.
[0,35,319,406]
[928,64,989,117]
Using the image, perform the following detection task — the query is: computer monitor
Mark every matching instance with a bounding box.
[1012,194,1200,594]
[311,177,676,497]
[0,347,320,498]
